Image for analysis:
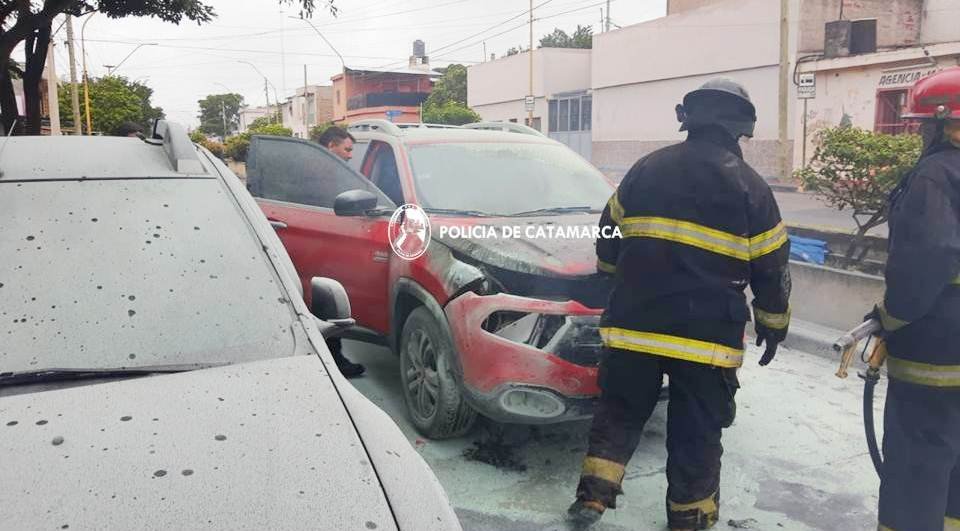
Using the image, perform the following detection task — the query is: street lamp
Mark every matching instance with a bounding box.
[290,16,351,123]
[105,43,158,75]
[238,60,281,123]
[80,11,96,135]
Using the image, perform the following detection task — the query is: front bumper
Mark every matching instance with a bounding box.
[444,291,604,424]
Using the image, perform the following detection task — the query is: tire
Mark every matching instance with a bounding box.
[399,306,477,439]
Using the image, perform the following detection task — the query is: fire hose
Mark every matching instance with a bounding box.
[833,318,886,478]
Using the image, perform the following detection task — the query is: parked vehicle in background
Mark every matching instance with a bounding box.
[0,122,461,531]
[246,121,616,439]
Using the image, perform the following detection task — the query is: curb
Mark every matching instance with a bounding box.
[747,319,846,362]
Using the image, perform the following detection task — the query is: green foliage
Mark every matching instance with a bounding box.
[189,130,206,143]
[795,127,922,262]
[247,113,281,131]
[197,93,244,139]
[224,121,293,162]
[202,139,226,160]
[539,25,593,49]
[58,75,163,134]
[421,101,481,126]
[308,120,348,143]
[425,64,468,107]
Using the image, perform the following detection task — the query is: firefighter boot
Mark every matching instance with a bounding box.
[667,491,720,530]
[566,499,605,528]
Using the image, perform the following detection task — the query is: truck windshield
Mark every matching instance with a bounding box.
[407,142,613,216]
[0,178,298,375]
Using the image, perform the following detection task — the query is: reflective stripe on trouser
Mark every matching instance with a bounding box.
[953,274,960,286]
[600,327,744,368]
[879,380,960,531]
[668,491,720,530]
[597,259,617,274]
[618,216,787,262]
[887,356,960,388]
[878,523,960,531]
[576,350,736,526]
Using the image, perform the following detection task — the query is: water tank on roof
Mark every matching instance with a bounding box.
[413,40,426,58]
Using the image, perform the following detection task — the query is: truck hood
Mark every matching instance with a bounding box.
[433,214,602,278]
[0,356,399,530]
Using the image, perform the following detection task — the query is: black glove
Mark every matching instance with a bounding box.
[754,326,780,366]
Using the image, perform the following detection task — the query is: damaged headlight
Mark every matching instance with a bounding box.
[482,312,603,367]
[482,311,566,349]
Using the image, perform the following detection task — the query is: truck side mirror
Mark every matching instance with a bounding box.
[310,277,355,338]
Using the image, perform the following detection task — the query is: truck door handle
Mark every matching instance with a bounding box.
[268,219,288,230]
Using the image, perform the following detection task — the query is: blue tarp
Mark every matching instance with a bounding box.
[788,234,827,265]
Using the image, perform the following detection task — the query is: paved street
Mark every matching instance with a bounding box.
[343,340,884,531]
[774,191,888,238]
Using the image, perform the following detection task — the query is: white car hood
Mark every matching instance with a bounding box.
[0,356,398,531]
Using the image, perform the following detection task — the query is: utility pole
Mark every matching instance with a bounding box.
[45,39,61,135]
[778,0,790,181]
[220,99,227,139]
[527,0,534,127]
[605,0,611,32]
[264,78,272,123]
[64,16,82,135]
[81,12,96,135]
[303,64,308,136]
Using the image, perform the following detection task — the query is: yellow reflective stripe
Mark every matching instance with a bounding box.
[581,456,625,484]
[887,356,960,388]
[952,274,960,286]
[946,516,960,530]
[878,302,910,333]
[620,216,750,261]
[600,327,744,368]
[668,492,719,514]
[877,525,895,531]
[597,259,617,274]
[749,222,789,259]
[754,306,790,330]
[608,193,624,225]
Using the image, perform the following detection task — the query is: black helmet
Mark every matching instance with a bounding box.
[676,77,758,139]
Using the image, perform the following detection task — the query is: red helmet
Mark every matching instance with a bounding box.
[903,66,960,120]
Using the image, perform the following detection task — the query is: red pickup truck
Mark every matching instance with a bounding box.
[246,121,615,438]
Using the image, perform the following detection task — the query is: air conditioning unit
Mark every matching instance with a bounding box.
[824,19,878,58]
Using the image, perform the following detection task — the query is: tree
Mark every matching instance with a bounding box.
[197,93,244,139]
[795,127,922,265]
[425,64,467,107]
[247,112,281,131]
[422,101,481,126]
[224,122,293,162]
[538,25,592,49]
[58,75,162,134]
[0,0,336,135]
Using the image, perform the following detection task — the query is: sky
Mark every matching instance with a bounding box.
[37,0,666,126]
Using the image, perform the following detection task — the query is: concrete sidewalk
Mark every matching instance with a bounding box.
[345,340,884,531]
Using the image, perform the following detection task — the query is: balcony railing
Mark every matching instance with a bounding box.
[347,92,430,111]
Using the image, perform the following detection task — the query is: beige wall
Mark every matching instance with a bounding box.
[667,0,724,15]
[798,0,923,53]
[922,0,960,45]
[467,48,591,107]
[592,0,785,90]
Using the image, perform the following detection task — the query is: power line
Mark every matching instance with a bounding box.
[430,0,558,56]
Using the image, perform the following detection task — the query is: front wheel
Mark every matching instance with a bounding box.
[399,307,477,439]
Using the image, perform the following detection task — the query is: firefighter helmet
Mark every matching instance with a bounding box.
[903,66,960,120]
[677,77,758,139]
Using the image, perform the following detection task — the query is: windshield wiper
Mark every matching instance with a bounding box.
[422,207,491,217]
[503,206,601,217]
[0,362,230,387]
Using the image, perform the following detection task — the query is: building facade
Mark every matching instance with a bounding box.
[238,105,274,133]
[330,67,435,124]
[467,48,592,159]
[794,0,960,167]
[280,85,334,138]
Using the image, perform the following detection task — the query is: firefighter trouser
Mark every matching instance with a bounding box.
[878,379,960,531]
[576,348,739,530]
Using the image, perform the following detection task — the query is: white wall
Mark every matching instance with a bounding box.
[922,0,960,45]
[467,48,591,107]
[470,98,550,130]
[592,0,782,91]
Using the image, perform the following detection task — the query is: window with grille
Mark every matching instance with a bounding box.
[548,94,592,133]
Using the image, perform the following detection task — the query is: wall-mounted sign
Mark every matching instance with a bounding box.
[878,67,937,89]
[524,95,535,112]
[798,72,816,99]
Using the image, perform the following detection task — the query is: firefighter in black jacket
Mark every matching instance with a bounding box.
[869,67,960,531]
[568,78,791,530]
